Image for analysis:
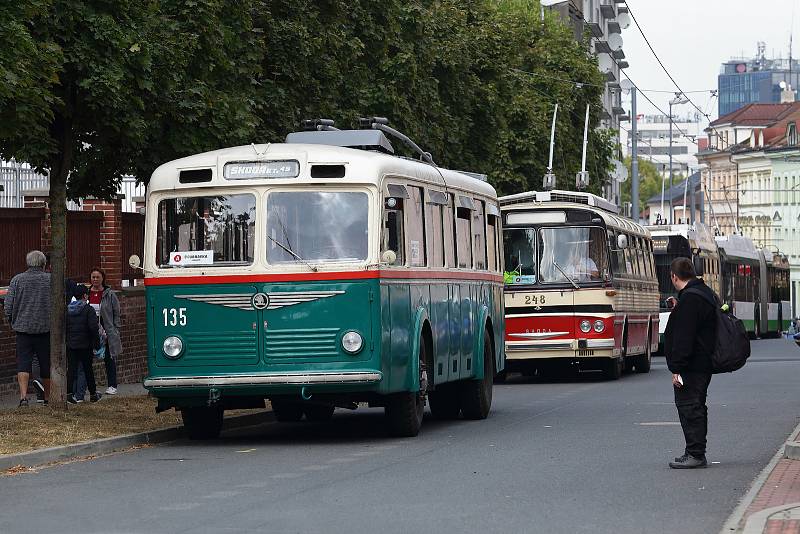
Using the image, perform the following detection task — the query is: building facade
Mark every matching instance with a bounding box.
[718,42,800,116]
[620,112,703,177]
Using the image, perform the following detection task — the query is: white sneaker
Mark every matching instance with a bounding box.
[105,386,117,395]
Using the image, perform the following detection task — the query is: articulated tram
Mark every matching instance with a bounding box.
[758,250,791,337]
[716,234,761,337]
[646,223,720,352]
[501,190,659,380]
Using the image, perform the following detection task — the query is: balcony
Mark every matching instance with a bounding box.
[617,60,630,69]
[587,22,604,38]
[612,49,626,59]
[595,40,612,53]
[613,106,626,115]
[600,3,616,18]
[607,20,621,34]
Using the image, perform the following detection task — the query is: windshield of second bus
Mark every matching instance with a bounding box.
[503,226,608,285]
[266,191,368,264]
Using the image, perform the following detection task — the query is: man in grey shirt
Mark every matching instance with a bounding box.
[3,250,51,407]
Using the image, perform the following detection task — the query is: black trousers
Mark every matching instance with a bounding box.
[674,371,712,457]
[67,348,97,397]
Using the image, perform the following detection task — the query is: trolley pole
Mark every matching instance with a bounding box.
[631,87,639,223]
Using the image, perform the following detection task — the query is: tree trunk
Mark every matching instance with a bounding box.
[49,168,68,410]
[48,99,74,411]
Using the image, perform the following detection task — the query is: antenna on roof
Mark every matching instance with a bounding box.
[358,117,436,165]
[302,118,339,131]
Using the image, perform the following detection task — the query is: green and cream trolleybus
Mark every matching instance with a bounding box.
[137,119,504,438]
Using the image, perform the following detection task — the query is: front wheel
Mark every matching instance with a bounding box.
[181,406,224,440]
[459,330,494,420]
[603,356,623,380]
[385,334,428,437]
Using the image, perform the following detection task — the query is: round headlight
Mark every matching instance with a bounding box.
[579,320,592,333]
[163,336,184,359]
[593,320,605,333]
[341,331,364,354]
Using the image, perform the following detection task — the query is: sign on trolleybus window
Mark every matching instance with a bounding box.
[168,250,214,266]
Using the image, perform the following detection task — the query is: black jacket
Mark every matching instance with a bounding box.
[664,278,717,374]
[66,300,100,350]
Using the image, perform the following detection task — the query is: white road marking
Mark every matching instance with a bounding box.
[638,422,681,426]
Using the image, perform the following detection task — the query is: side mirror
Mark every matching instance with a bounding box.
[128,254,142,270]
[617,234,628,249]
[381,250,397,265]
[692,255,704,276]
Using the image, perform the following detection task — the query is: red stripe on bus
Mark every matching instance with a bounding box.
[144,270,503,286]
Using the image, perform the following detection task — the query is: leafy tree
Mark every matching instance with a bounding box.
[0,0,263,407]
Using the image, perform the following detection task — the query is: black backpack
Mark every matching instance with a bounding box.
[684,288,751,373]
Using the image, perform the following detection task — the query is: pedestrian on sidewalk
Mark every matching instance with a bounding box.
[664,257,718,469]
[2,250,51,408]
[66,285,102,404]
[89,268,121,395]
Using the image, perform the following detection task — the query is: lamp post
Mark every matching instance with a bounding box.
[668,92,689,223]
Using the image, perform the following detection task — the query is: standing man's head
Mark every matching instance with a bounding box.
[26,250,46,269]
[670,257,696,291]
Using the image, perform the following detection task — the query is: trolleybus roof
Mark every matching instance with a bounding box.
[645,223,717,252]
[148,142,497,199]
[714,234,760,261]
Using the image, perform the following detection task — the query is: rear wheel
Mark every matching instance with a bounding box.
[304,404,335,422]
[385,334,428,437]
[181,406,224,440]
[635,335,652,373]
[428,383,460,420]
[459,330,494,420]
[271,400,305,422]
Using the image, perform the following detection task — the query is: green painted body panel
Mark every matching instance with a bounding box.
[741,318,756,333]
[767,319,779,332]
[145,277,505,406]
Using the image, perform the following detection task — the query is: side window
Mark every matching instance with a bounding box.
[455,203,472,269]
[425,191,445,268]
[406,186,426,267]
[487,213,499,272]
[623,234,634,275]
[383,192,405,266]
[607,230,620,274]
[638,238,649,277]
[444,194,456,268]
[473,199,487,270]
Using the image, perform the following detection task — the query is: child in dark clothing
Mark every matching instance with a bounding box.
[66,285,102,403]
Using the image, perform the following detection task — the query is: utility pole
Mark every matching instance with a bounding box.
[668,92,689,223]
[631,87,639,223]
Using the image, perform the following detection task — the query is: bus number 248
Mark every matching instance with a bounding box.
[163,308,187,326]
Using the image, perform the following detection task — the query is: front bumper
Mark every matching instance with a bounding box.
[144,371,383,389]
[505,338,615,359]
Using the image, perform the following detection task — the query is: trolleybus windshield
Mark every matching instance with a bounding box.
[503,225,608,285]
[266,191,368,264]
[157,194,256,267]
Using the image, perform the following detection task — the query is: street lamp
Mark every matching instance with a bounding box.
[668,92,689,223]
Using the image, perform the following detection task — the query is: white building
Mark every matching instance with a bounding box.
[620,112,704,177]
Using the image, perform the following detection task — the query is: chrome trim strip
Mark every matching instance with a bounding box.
[506,342,573,351]
[586,338,615,349]
[508,331,570,340]
[144,371,382,388]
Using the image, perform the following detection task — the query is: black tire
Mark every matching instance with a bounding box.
[603,356,623,380]
[635,336,652,373]
[304,404,335,422]
[459,330,494,420]
[271,400,305,422]
[385,334,428,437]
[428,383,460,420]
[181,406,224,440]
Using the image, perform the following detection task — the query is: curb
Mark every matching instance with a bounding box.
[785,441,800,460]
[0,410,275,472]
[719,419,800,533]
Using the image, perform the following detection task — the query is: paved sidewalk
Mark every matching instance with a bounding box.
[727,423,800,533]
[1,381,147,409]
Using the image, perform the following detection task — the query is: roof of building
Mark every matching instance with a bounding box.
[645,171,701,205]
[709,101,800,128]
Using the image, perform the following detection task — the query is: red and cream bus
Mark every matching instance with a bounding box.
[500,190,659,380]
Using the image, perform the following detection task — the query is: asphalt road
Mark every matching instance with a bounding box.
[2,339,799,534]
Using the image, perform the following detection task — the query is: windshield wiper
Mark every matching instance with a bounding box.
[552,260,580,289]
[267,234,318,272]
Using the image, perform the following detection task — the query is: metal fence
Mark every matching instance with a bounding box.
[0,166,145,213]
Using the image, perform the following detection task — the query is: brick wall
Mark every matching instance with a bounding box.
[0,287,148,398]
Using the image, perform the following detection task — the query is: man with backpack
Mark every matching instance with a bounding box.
[663,257,718,469]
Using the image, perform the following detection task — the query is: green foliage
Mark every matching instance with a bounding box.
[621,156,686,212]
[0,0,614,197]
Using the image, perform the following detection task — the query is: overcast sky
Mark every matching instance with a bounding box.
[621,0,799,123]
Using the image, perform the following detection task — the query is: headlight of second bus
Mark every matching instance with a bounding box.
[579,320,592,333]
[163,336,184,359]
[341,331,364,354]
[593,320,605,333]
